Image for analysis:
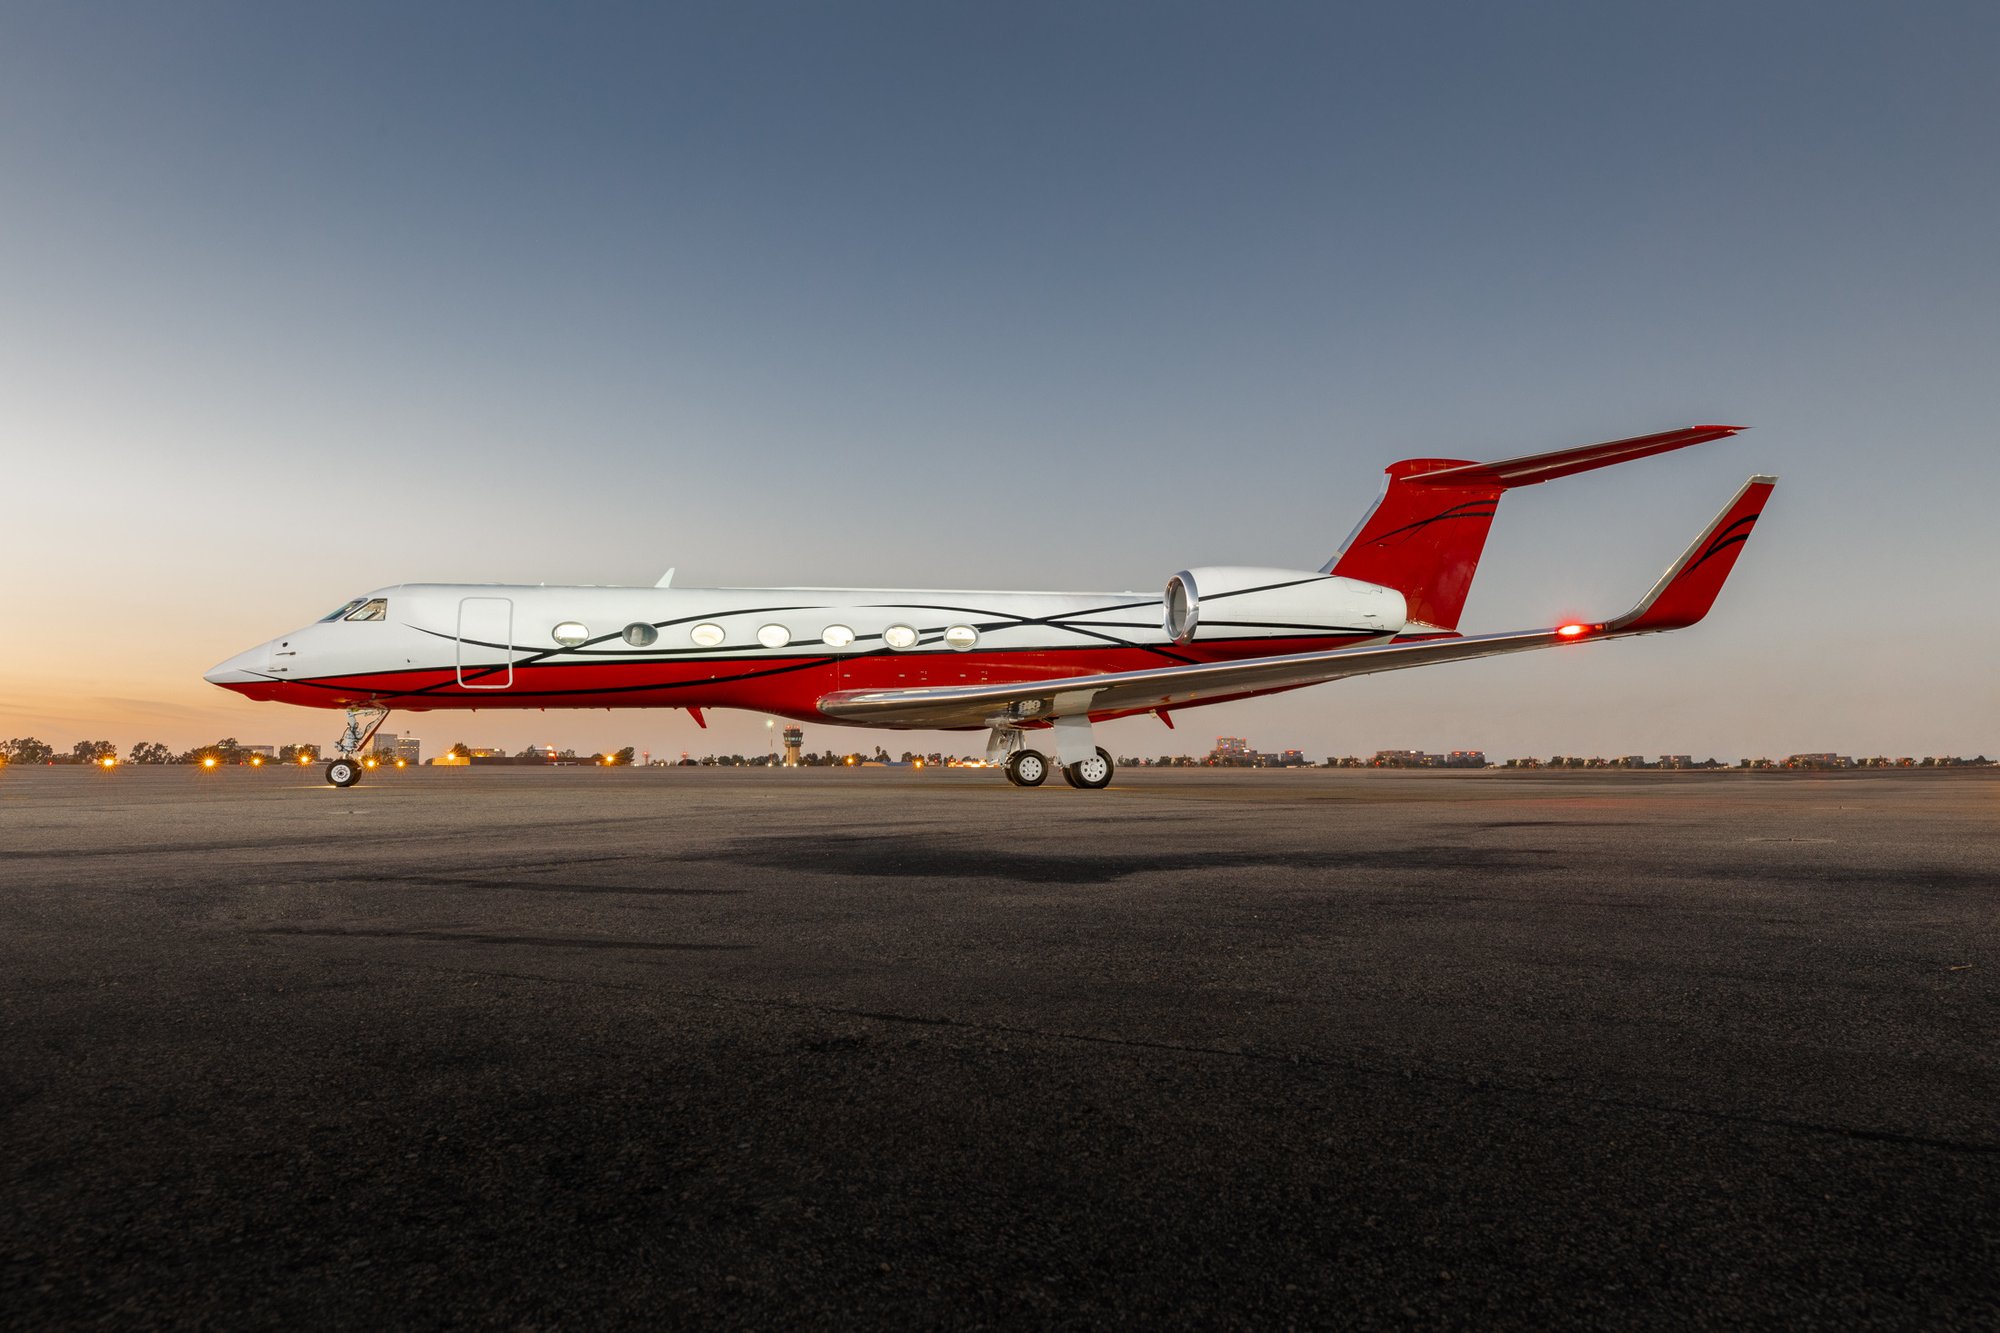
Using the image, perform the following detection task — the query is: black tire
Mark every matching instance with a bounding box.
[325,758,362,788]
[1005,749,1049,787]
[1061,746,1115,790]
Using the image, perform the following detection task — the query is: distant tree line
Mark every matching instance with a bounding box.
[0,737,321,766]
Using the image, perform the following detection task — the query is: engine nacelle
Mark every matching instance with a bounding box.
[1163,567,1406,646]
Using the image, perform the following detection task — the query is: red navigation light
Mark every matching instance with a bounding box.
[1556,623,1589,638]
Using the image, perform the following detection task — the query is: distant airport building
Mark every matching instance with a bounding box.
[1369,750,1487,768]
[782,727,804,767]
[1785,753,1853,769]
[240,744,275,758]
[1208,737,1310,767]
[372,733,422,764]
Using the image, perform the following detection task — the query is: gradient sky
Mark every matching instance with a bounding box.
[4,1,1996,762]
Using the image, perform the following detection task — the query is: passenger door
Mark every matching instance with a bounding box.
[456,597,515,689]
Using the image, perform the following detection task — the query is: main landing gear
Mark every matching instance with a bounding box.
[1004,749,1050,787]
[324,705,389,788]
[991,715,1117,791]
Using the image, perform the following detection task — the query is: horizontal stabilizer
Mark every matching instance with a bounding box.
[1403,425,1746,489]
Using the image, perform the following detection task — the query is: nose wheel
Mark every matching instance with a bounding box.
[325,757,362,788]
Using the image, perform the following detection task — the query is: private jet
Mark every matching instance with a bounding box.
[206,426,1774,788]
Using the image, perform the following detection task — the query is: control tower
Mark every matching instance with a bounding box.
[782,726,804,767]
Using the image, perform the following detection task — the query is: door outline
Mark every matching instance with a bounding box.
[457,597,515,689]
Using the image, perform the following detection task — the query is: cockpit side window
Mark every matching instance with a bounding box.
[344,598,388,622]
[320,599,367,622]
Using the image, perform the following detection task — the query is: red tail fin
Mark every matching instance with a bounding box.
[1325,425,1745,631]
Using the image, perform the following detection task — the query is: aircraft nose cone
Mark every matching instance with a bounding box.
[204,645,268,687]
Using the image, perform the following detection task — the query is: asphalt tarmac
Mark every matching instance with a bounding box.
[3,765,1995,1329]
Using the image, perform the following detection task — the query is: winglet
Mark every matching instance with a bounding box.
[1598,475,1777,635]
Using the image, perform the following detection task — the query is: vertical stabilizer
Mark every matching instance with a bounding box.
[1324,425,1744,632]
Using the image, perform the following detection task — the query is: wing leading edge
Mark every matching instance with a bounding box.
[816,476,1777,731]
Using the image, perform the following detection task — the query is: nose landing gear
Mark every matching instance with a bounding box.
[324,705,390,787]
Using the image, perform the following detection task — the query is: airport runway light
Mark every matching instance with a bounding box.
[364,757,378,769]
[298,753,311,765]
[395,758,406,768]
[99,755,117,769]
[202,756,218,769]
[250,756,263,767]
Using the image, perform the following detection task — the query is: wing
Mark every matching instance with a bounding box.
[817,476,1777,731]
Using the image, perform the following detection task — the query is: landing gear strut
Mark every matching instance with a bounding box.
[324,705,389,788]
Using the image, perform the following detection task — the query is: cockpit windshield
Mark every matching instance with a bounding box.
[319,597,388,623]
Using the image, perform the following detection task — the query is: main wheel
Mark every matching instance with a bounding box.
[1062,746,1115,790]
[325,757,362,788]
[1004,749,1049,787]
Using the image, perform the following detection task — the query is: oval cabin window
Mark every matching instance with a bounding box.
[623,623,658,647]
[822,624,856,647]
[943,625,978,650]
[552,621,588,646]
[690,623,725,647]
[757,624,791,649]
[883,624,919,650]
